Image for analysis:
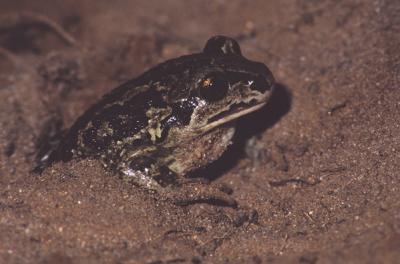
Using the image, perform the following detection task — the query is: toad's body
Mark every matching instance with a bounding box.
[45,36,275,204]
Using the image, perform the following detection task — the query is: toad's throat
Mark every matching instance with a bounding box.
[199,100,267,132]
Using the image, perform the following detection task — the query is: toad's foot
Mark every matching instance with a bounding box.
[121,160,237,207]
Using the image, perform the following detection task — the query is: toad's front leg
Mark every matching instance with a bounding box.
[121,157,237,207]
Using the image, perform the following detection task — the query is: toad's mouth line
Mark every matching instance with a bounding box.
[198,100,267,132]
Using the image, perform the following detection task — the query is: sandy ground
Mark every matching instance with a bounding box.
[0,0,399,263]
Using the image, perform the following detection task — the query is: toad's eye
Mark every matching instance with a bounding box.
[199,75,229,101]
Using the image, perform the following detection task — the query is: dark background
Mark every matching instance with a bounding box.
[0,0,399,263]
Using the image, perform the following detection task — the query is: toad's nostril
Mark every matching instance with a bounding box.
[248,62,275,93]
[248,76,272,93]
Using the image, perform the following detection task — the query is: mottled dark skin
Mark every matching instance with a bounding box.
[45,36,275,206]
